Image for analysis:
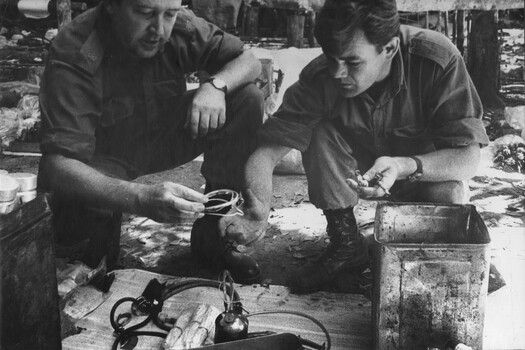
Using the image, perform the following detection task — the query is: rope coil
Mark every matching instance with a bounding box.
[204,189,244,217]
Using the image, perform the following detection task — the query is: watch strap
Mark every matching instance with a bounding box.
[407,156,423,182]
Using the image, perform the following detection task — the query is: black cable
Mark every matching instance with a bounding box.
[111,331,166,350]
[109,278,242,348]
[246,310,331,350]
[109,278,331,350]
[110,297,166,350]
[109,297,136,331]
[158,278,242,329]
[162,279,241,303]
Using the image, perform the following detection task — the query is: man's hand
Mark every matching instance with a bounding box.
[346,156,401,199]
[185,83,226,139]
[137,182,208,223]
[218,209,268,246]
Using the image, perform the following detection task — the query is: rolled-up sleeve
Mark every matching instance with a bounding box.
[429,55,489,148]
[39,59,101,163]
[258,76,327,152]
[174,10,244,74]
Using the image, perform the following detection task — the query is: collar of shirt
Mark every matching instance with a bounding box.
[73,5,106,75]
[75,5,145,74]
[361,48,406,107]
[96,7,147,67]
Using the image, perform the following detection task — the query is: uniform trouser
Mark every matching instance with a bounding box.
[301,121,469,210]
[41,84,264,269]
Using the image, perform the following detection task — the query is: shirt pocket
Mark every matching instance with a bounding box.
[152,79,187,124]
[101,97,135,127]
[392,124,436,156]
[153,80,185,104]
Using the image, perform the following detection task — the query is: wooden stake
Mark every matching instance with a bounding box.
[286,11,305,48]
[56,0,71,30]
[457,9,465,55]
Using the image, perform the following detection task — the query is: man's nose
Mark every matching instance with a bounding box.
[333,60,348,79]
[149,16,165,37]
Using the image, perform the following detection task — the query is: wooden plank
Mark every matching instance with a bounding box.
[62,269,373,350]
[287,13,305,48]
[61,249,525,350]
[60,220,525,349]
[246,0,524,12]
[396,0,524,11]
[56,0,71,30]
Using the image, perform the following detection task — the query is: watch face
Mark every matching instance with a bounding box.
[212,78,226,89]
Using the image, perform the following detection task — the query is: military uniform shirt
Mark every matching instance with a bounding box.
[39,5,244,174]
[259,25,490,158]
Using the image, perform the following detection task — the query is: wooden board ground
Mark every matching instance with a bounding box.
[62,269,372,350]
[62,224,525,350]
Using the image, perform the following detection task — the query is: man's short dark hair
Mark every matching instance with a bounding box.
[314,0,400,55]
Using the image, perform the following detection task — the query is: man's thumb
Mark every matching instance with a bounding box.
[217,217,230,237]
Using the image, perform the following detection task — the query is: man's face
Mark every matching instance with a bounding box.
[325,29,397,98]
[105,0,182,58]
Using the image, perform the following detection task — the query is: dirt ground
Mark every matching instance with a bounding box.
[1,28,523,295]
[1,137,523,294]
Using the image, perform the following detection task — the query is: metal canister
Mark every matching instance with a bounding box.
[0,174,19,203]
[17,190,37,203]
[214,311,249,344]
[0,199,17,215]
[9,173,37,204]
[8,173,37,192]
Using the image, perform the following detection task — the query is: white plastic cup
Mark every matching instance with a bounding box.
[8,173,37,192]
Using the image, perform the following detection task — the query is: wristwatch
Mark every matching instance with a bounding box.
[407,156,423,182]
[205,77,228,94]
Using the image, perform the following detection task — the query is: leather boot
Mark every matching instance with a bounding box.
[288,206,369,294]
[191,215,261,284]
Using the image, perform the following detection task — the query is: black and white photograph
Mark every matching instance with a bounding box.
[0,0,523,349]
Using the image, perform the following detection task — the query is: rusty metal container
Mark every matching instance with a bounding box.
[0,194,61,349]
[372,202,491,350]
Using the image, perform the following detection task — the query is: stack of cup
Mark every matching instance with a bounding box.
[0,173,20,215]
[0,171,38,215]
[9,172,38,204]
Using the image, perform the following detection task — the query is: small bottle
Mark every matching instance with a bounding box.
[214,310,249,344]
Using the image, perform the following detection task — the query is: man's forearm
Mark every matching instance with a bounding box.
[393,144,481,182]
[40,154,145,214]
[212,49,262,92]
[243,144,292,220]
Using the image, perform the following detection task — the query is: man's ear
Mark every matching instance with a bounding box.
[383,37,399,60]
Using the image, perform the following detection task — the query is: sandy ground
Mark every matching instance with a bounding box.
[2,138,523,288]
[1,35,524,291]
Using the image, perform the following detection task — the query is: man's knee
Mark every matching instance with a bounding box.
[308,122,337,150]
[233,83,264,107]
[228,83,264,127]
[50,195,122,269]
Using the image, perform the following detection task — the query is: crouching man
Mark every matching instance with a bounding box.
[38,0,264,283]
[218,0,489,293]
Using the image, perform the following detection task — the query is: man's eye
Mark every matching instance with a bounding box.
[346,61,361,67]
[136,8,153,16]
[164,11,177,19]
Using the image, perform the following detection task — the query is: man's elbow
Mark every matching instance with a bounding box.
[38,153,70,190]
[243,49,262,78]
